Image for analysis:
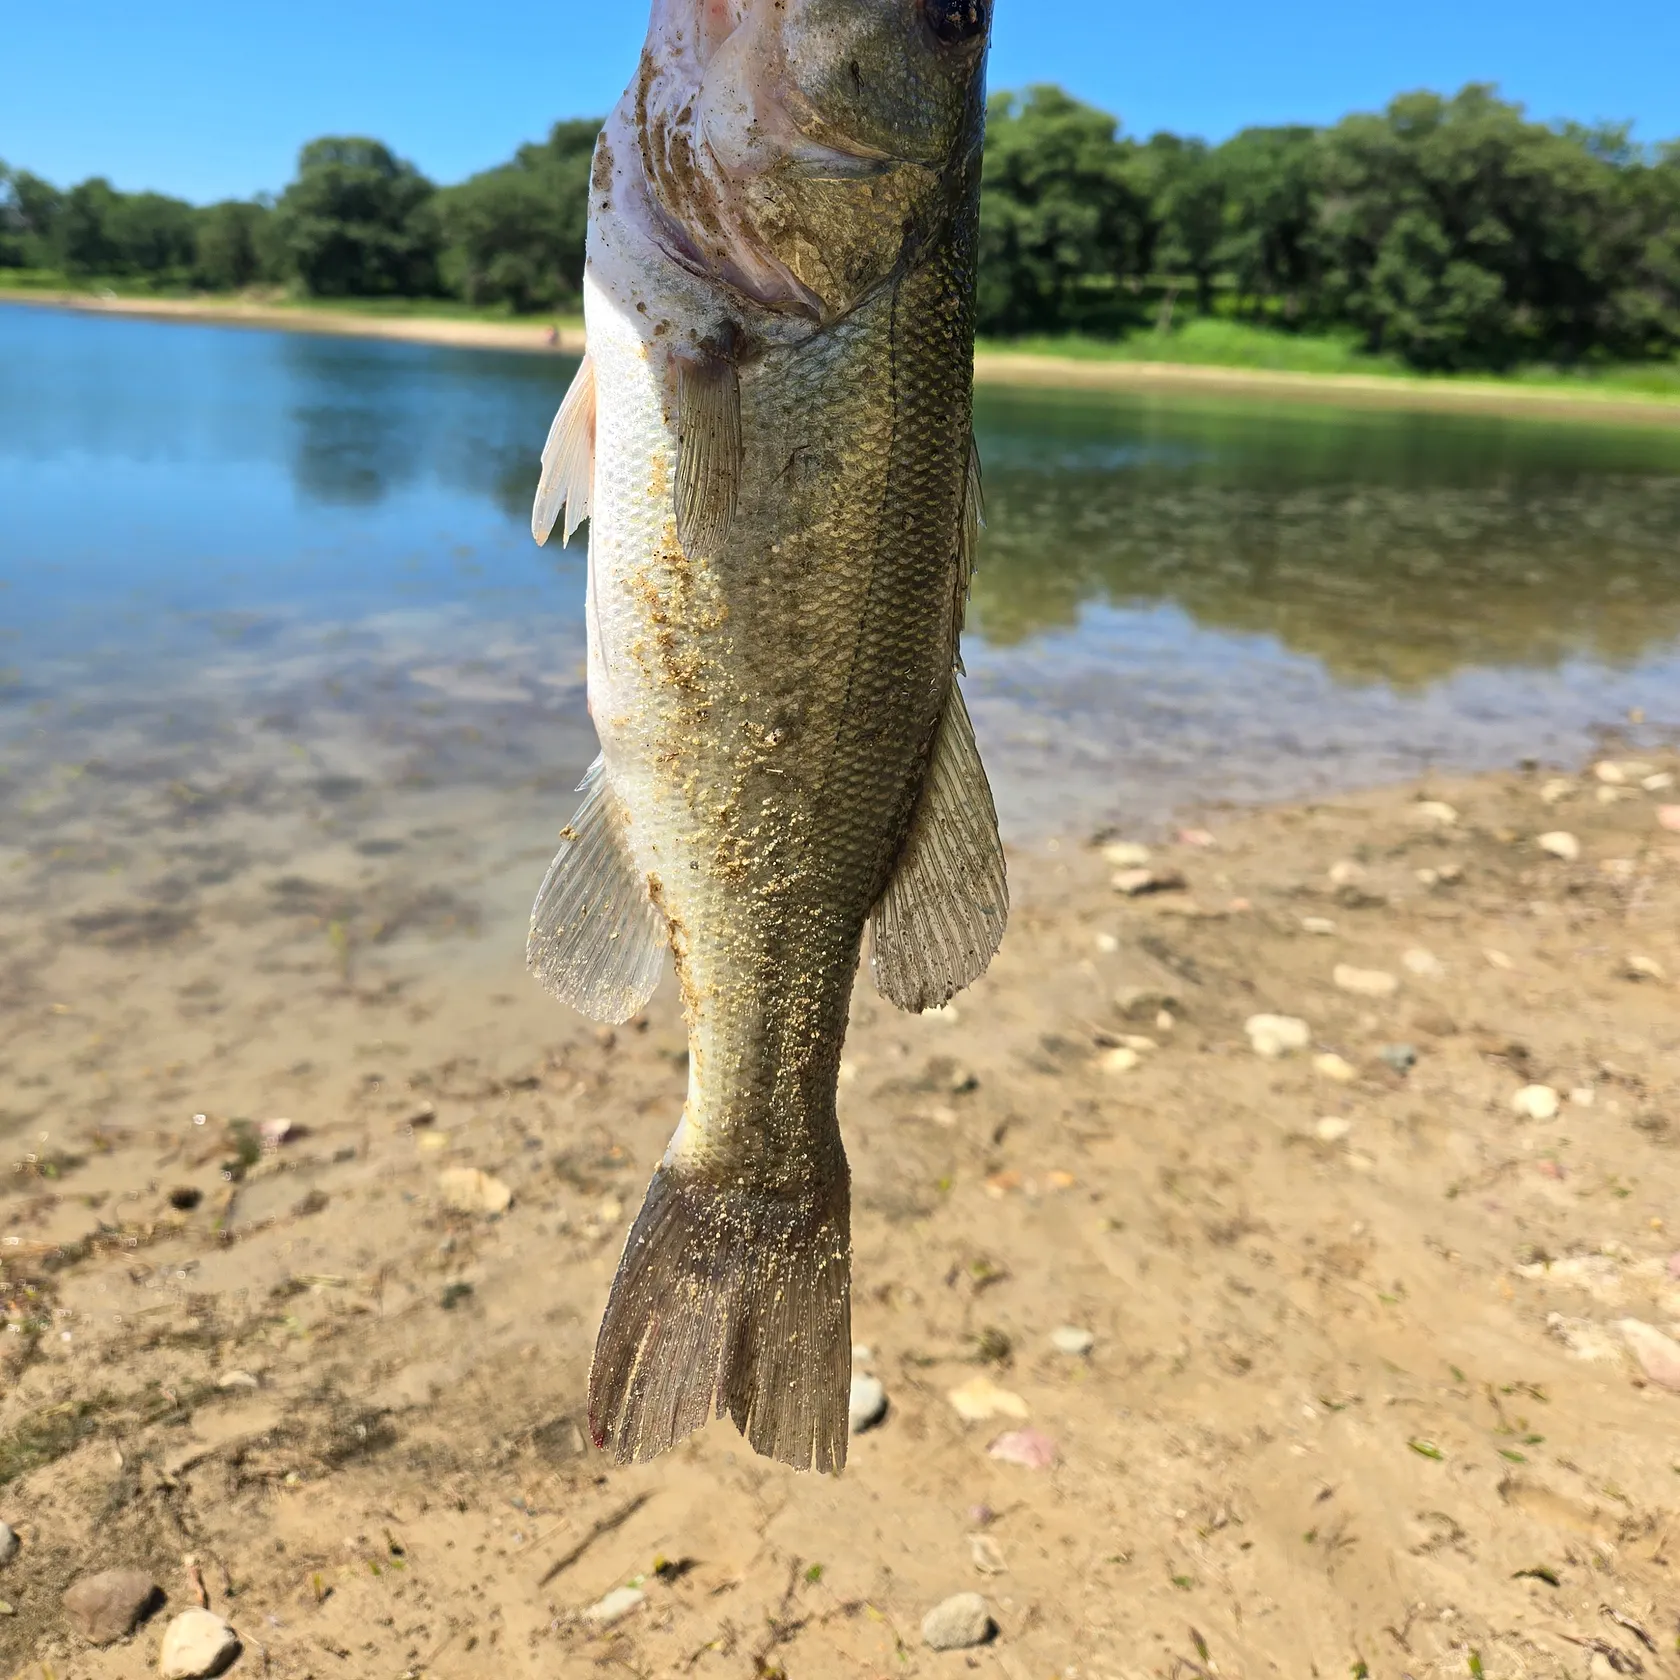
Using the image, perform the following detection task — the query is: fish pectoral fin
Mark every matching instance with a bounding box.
[527,754,666,1023]
[532,351,596,547]
[870,680,1009,1013]
[674,347,741,560]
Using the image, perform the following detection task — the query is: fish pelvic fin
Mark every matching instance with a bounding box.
[871,679,1009,1013]
[674,345,742,560]
[532,351,596,547]
[527,755,666,1023]
[589,1166,852,1474]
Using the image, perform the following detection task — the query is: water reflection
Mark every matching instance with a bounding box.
[3,302,1679,841]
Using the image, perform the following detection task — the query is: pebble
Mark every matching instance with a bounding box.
[1644,771,1675,792]
[1597,784,1624,805]
[62,1568,158,1645]
[1625,954,1668,982]
[848,1373,888,1434]
[1570,1086,1596,1108]
[1098,1046,1140,1075]
[1178,827,1217,848]
[216,1370,260,1391]
[1402,947,1444,977]
[1245,1014,1310,1058]
[968,1533,1008,1575]
[0,1523,16,1566]
[1111,866,1187,897]
[1100,841,1151,868]
[1413,800,1459,826]
[158,1609,241,1679]
[1661,805,1680,834]
[1512,1084,1561,1121]
[1313,1052,1357,1082]
[1378,1043,1418,1076]
[1327,860,1365,886]
[1300,916,1336,936]
[946,1375,1028,1422]
[1485,949,1514,970]
[1539,777,1575,805]
[921,1593,994,1651]
[1314,1117,1353,1144]
[1050,1325,1095,1356]
[1595,760,1629,785]
[987,1427,1057,1470]
[1619,1320,1680,1391]
[583,1586,646,1627]
[1094,931,1120,953]
[1538,831,1580,862]
[1333,964,1399,999]
[437,1167,513,1216]
[258,1117,294,1150]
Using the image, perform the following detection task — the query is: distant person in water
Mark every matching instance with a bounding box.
[545,325,559,347]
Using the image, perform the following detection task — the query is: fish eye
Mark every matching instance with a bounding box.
[923,0,988,46]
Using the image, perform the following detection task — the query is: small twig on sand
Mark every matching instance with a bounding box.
[535,1491,653,1588]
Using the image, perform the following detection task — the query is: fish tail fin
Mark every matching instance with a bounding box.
[587,1165,852,1473]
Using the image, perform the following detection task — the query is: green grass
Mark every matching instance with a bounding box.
[980,317,1680,401]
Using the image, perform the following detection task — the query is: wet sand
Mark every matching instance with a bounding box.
[7,291,1680,427]
[3,741,1679,1677]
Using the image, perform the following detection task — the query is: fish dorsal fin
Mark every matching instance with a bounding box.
[674,348,741,560]
[532,352,596,547]
[958,430,983,616]
[528,755,666,1023]
[870,681,1008,1013]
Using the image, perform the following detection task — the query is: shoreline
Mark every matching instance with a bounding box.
[4,748,1680,1676]
[7,289,1680,425]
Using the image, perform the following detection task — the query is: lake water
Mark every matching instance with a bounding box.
[4,302,1680,962]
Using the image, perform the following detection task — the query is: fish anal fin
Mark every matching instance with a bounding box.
[589,1166,852,1474]
[532,352,596,547]
[871,681,1008,1013]
[674,347,741,560]
[527,755,666,1023]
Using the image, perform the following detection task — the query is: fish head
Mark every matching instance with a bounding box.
[634,0,991,320]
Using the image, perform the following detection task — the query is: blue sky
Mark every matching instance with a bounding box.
[7,0,1679,203]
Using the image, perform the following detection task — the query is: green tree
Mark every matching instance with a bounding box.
[1213,126,1322,320]
[1144,136,1227,315]
[194,199,275,290]
[977,85,1150,334]
[436,118,596,311]
[273,138,440,297]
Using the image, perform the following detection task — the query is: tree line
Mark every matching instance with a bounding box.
[3,84,1677,371]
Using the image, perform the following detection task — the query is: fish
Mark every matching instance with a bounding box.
[527,0,1003,1475]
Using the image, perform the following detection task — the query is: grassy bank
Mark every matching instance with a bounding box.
[982,317,1680,400]
[8,278,1680,420]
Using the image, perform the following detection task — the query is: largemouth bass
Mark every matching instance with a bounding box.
[527,0,1002,1474]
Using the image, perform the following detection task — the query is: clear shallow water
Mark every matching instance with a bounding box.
[5,301,1680,854]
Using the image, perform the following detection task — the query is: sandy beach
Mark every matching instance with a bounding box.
[8,290,1680,427]
[3,741,1679,1677]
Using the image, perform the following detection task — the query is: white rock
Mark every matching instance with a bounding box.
[1327,860,1364,886]
[921,1593,994,1651]
[1546,1312,1622,1361]
[848,1374,888,1434]
[1512,1084,1560,1121]
[0,1523,16,1567]
[1594,760,1629,785]
[1093,932,1120,953]
[1098,1046,1140,1075]
[1413,801,1459,826]
[1050,1326,1095,1357]
[1625,954,1668,982]
[1100,841,1151,868]
[1569,1086,1596,1108]
[1539,777,1575,805]
[583,1587,646,1627]
[437,1167,512,1216]
[1643,771,1675,792]
[216,1371,260,1391]
[968,1533,1008,1575]
[946,1375,1028,1422]
[158,1609,240,1679]
[1485,949,1514,971]
[1245,1014,1310,1058]
[1314,1117,1353,1144]
[1402,948,1444,978]
[1538,831,1580,862]
[1300,916,1337,936]
[1333,964,1399,999]
[1313,1052,1357,1082]
[1619,1320,1680,1391]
